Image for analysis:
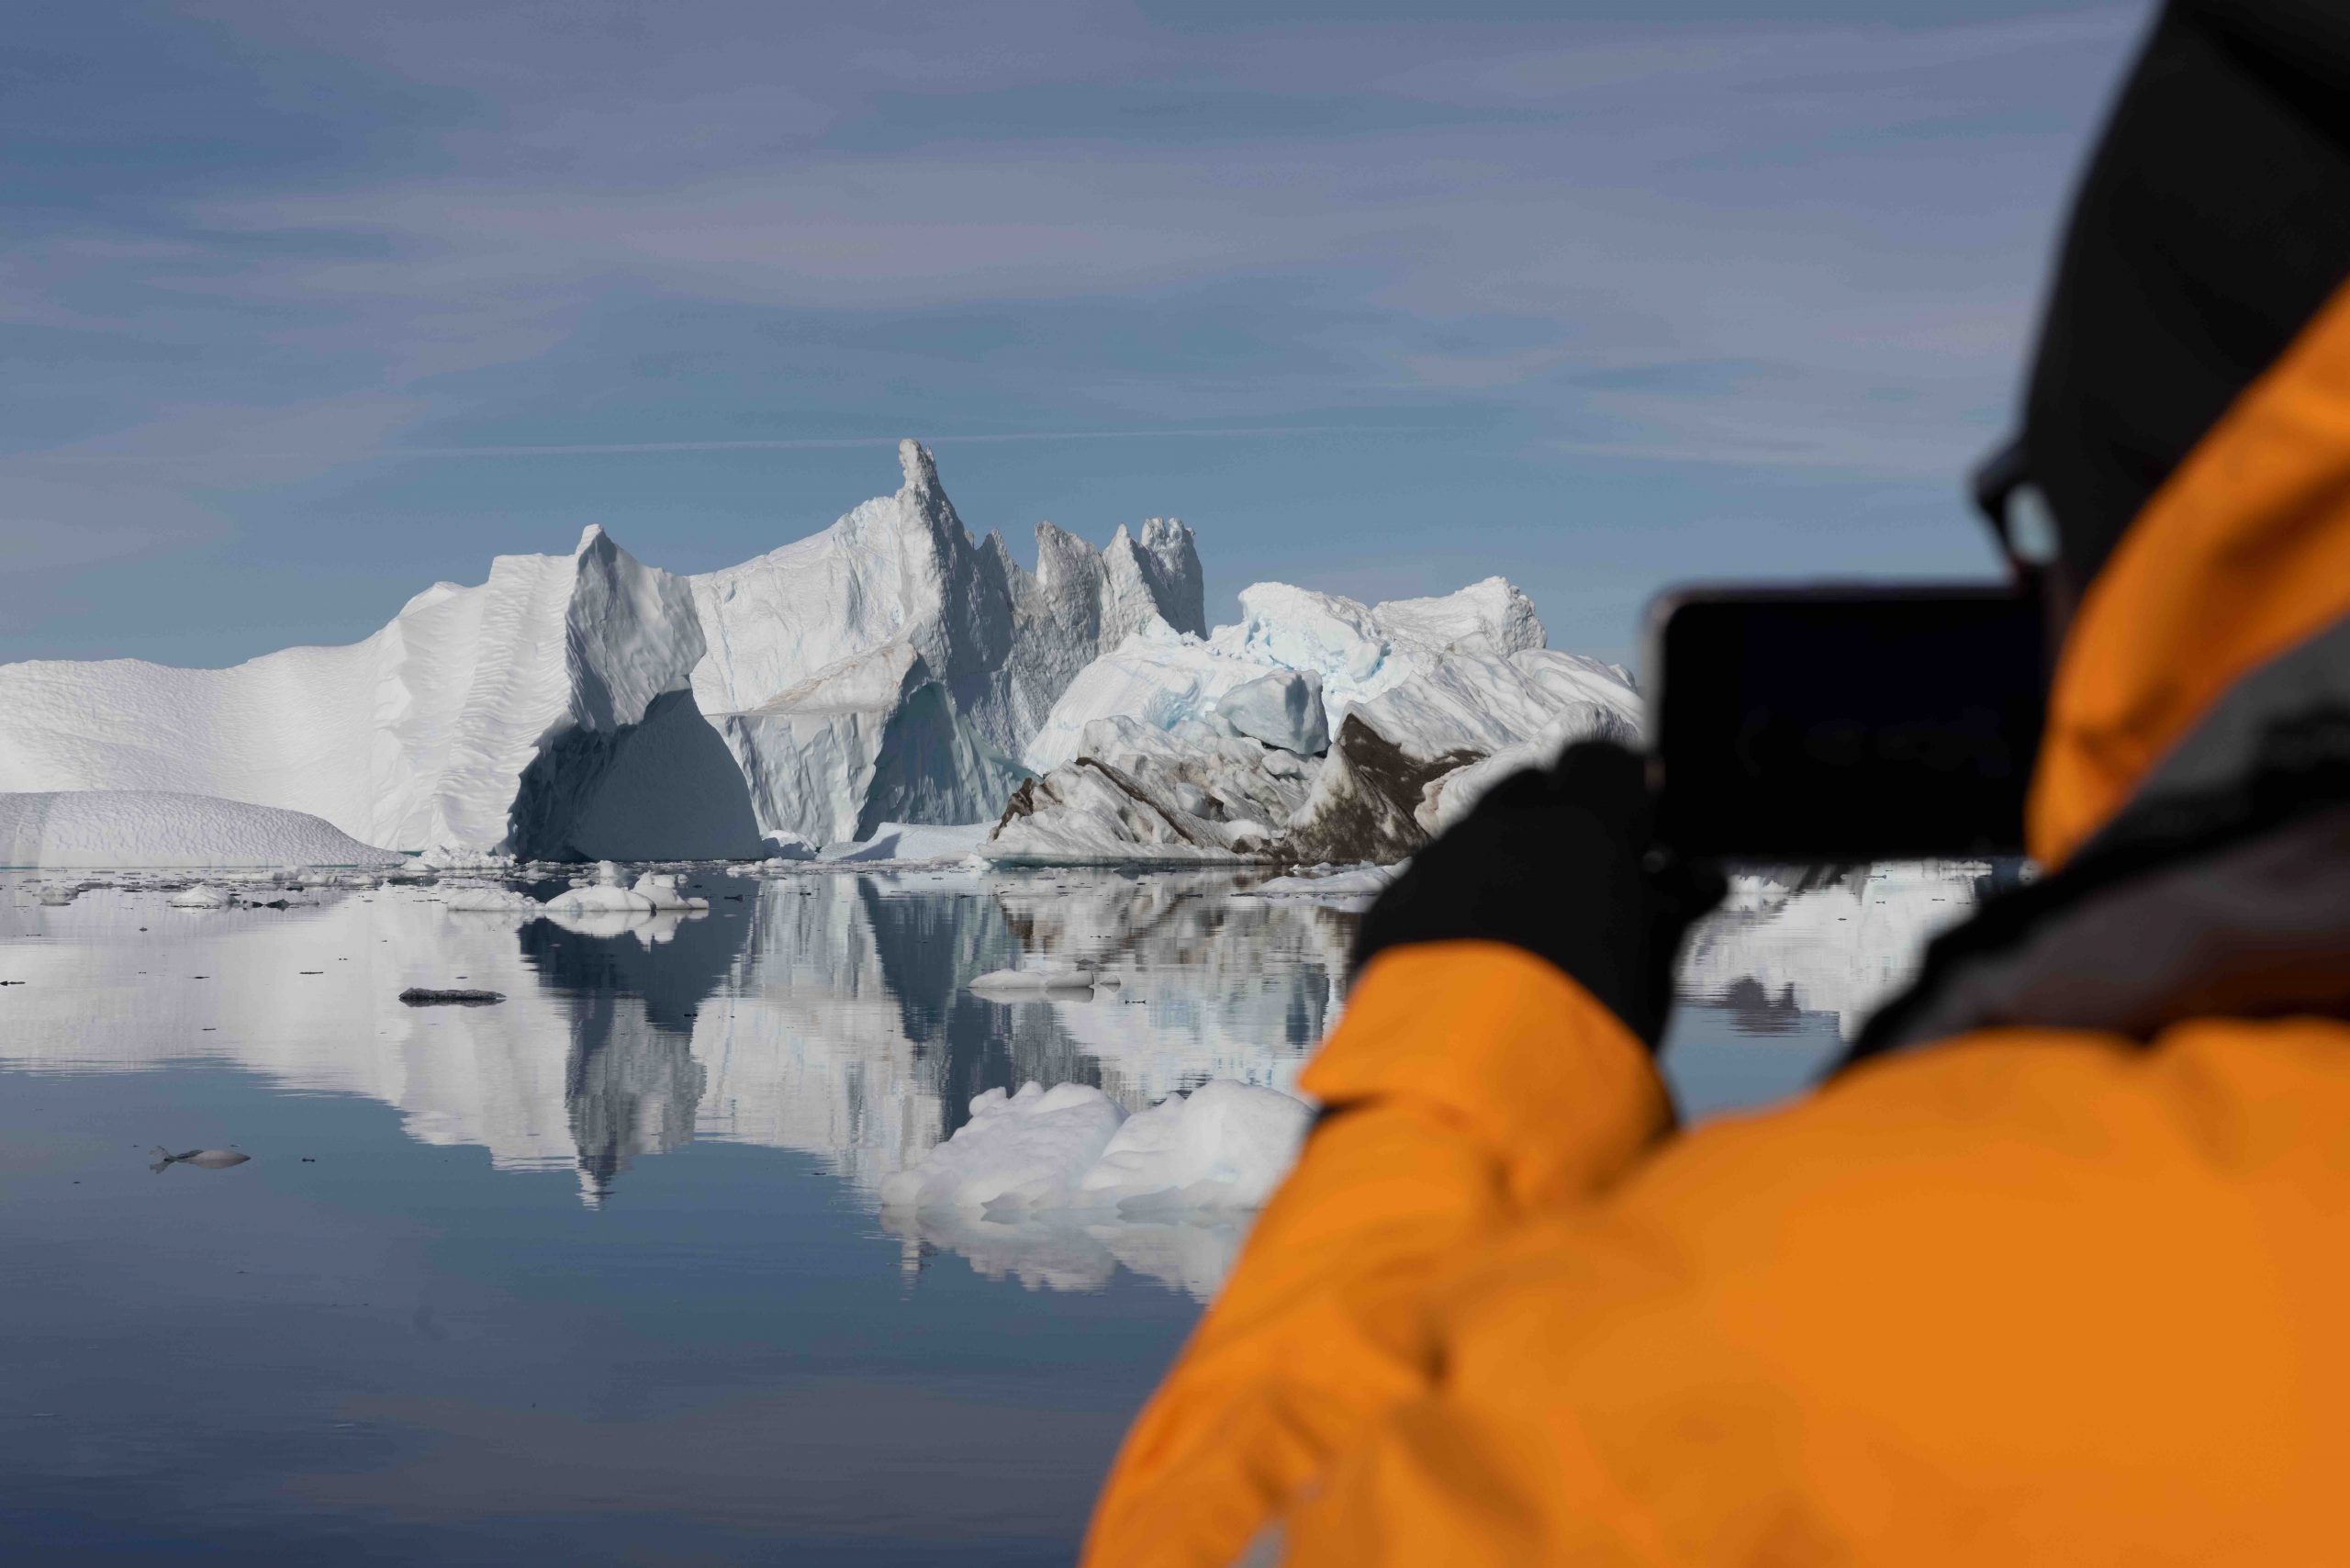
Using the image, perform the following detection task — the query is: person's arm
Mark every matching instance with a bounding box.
[1082,747,1718,1568]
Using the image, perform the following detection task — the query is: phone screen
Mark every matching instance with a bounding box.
[1651,585,2046,860]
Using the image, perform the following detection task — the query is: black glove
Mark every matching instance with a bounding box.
[1350,742,1725,1049]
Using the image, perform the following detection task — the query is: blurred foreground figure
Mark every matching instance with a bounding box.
[1086,4,2350,1563]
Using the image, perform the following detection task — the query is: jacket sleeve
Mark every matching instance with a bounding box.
[1080,940,1673,1568]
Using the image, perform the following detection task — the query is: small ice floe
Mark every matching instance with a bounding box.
[150,1146,250,1173]
[397,987,505,1006]
[535,861,701,918]
[879,1079,1311,1217]
[166,884,231,909]
[967,958,1115,999]
[441,885,537,913]
[415,844,519,872]
[1237,863,1398,906]
[34,884,78,906]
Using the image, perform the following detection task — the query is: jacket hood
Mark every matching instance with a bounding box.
[2020,0,2350,866]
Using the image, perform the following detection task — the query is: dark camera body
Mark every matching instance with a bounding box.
[1648,584,2048,861]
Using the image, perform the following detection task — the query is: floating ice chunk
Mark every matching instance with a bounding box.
[1079,1081,1311,1213]
[167,884,231,908]
[968,959,1102,998]
[878,1082,1126,1213]
[416,844,519,872]
[541,882,658,916]
[880,1078,1313,1219]
[150,1146,250,1172]
[1240,864,1398,904]
[629,872,710,912]
[441,886,538,913]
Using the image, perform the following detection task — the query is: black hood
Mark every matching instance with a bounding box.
[2021,0,2350,588]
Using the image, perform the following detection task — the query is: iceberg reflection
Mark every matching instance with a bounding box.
[0,858,1993,1294]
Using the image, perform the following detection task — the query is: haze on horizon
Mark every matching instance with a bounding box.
[6,0,2152,668]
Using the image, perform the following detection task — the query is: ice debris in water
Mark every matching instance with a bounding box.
[150,1146,250,1172]
[442,885,538,913]
[1239,863,1398,903]
[878,1080,1311,1216]
[398,987,506,1006]
[966,958,1121,998]
[166,884,231,909]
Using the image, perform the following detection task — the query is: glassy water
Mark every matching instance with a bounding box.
[0,863,1957,1562]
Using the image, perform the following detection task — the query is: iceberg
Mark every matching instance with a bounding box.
[690,440,1204,846]
[0,437,1630,871]
[0,528,767,862]
[990,579,1642,866]
[0,790,406,869]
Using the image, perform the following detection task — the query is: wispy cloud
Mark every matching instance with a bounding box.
[1,0,2152,660]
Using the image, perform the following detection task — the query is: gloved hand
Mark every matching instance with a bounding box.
[1350,741,1725,1049]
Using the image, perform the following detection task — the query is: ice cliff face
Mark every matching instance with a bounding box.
[0,443,1205,859]
[688,440,1205,844]
[0,437,1607,867]
[990,579,1643,866]
[0,528,767,860]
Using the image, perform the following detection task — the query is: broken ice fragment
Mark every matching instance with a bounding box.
[150,1146,251,1172]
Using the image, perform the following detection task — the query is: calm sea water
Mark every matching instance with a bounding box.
[0,867,1847,1564]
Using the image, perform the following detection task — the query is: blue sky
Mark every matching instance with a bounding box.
[5,0,2152,666]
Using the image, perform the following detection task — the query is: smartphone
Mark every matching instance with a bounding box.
[1648,584,2047,860]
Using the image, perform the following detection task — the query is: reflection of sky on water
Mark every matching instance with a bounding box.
[0,864,1978,1562]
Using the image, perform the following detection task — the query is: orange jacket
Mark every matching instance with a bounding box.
[1083,81,2350,1568]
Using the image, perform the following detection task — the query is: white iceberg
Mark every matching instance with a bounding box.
[0,790,405,869]
[878,1081,1127,1213]
[441,885,538,914]
[166,883,231,908]
[628,871,710,912]
[990,579,1641,866]
[1077,1080,1311,1213]
[0,529,766,862]
[693,441,1204,846]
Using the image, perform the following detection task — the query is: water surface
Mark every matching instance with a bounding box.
[0,865,1915,1562]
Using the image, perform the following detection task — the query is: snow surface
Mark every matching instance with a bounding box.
[0,790,405,869]
[878,1079,1311,1215]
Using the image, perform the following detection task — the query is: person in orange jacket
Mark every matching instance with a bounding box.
[1084,3,2350,1562]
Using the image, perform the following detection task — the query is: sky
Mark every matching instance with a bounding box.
[5,0,2155,667]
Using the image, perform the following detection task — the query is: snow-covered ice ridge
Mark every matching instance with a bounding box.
[0,524,760,862]
[0,790,403,869]
[0,442,1201,861]
[985,578,1642,865]
[0,439,1623,867]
